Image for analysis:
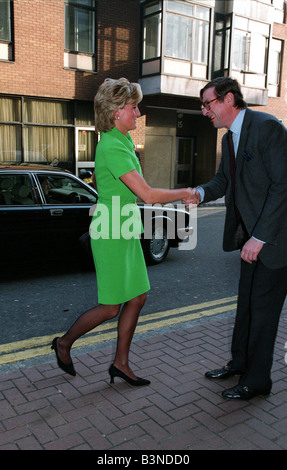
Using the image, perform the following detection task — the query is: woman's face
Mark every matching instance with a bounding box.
[115,103,141,135]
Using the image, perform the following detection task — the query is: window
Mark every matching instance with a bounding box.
[272,0,286,23]
[233,31,267,74]
[141,0,210,78]
[165,0,210,64]
[0,0,13,61]
[268,38,283,97]
[166,13,192,61]
[212,13,231,77]
[23,99,74,125]
[232,17,269,75]
[64,0,96,71]
[142,0,162,60]
[37,174,97,205]
[65,0,96,54]
[23,99,74,164]
[0,174,36,206]
[23,126,74,164]
[0,0,11,41]
[0,97,21,162]
[0,96,94,167]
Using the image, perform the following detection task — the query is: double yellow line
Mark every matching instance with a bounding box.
[0,296,237,366]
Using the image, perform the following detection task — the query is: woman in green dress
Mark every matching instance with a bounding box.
[52,78,195,386]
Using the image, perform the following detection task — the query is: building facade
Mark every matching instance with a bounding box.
[0,0,142,175]
[139,0,287,188]
[0,0,286,188]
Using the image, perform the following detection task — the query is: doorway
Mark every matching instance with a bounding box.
[175,137,195,188]
[75,127,97,176]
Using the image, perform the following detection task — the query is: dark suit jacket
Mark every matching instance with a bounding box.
[201,108,287,269]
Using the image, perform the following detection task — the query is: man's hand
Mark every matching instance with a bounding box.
[183,188,201,209]
[241,238,264,264]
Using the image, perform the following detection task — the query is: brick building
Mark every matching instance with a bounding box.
[0,0,286,187]
[0,0,142,175]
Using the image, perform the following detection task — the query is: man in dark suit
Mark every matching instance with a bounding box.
[193,77,287,400]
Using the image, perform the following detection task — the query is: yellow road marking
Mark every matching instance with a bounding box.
[0,296,237,365]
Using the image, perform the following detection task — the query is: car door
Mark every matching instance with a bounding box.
[35,171,98,257]
[0,172,47,262]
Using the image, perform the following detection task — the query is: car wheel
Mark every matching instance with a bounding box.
[142,226,170,264]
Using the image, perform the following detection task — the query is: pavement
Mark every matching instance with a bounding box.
[0,301,287,451]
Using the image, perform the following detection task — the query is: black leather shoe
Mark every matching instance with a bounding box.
[205,362,243,379]
[222,385,271,400]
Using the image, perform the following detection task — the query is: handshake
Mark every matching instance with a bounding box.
[182,187,201,209]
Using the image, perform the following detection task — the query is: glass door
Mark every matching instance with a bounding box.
[175,137,195,188]
[75,127,97,177]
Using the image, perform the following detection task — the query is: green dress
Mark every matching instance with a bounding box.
[90,127,150,305]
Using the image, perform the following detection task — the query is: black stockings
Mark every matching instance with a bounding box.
[56,293,147,379]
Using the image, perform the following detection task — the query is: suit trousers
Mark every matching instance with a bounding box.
[230,258,287,390]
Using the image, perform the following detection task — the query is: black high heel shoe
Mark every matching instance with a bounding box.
[109,363,150,386]
[51,337,76,377]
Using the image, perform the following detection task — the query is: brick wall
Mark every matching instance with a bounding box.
[0,0,140,101]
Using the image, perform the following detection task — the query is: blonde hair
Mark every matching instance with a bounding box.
[94,77,143,133]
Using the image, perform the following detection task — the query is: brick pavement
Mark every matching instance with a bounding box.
[0,306,287,451]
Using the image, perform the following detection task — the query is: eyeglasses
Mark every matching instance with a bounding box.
[201,97,218,111]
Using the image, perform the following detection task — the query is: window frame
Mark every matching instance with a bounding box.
[0,0,12,43]
[142,0,163,61]
[35,172,98,205]
[64,0,97,70]
[268,37,283,97]
[0,95,95,168]
[164,1,210,65]
[232,17,269,76]
[0,0,14,62]
[0,173,38,206]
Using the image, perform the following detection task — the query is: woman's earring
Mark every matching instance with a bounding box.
[116,116,120,120]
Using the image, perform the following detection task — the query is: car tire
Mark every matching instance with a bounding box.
[141,226,170,264]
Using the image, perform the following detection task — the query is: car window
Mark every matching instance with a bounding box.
[0,174,36,205]
[37,174,98,204]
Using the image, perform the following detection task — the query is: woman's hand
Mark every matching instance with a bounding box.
[120,171,201,206]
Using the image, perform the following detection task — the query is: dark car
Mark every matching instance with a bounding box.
[0,164,192,266]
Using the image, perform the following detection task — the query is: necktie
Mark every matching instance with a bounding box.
[228,130,241,223]
[228,130,236,200]
[227,130,247,247]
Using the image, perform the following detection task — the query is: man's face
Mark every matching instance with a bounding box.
[201,86,231,129]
